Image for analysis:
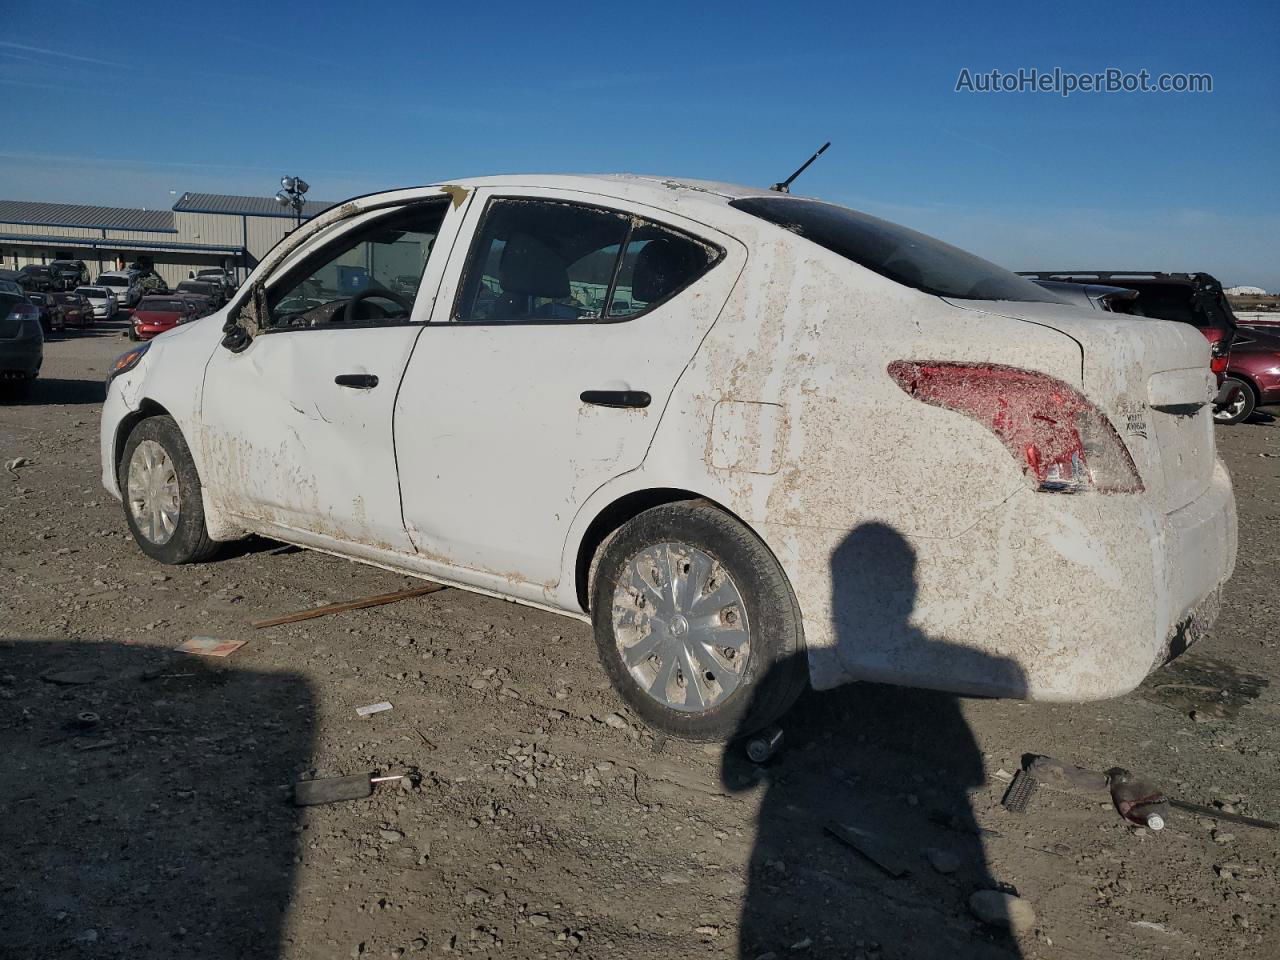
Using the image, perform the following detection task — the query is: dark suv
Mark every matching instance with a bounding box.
[48,259,89,291]
[17,264,56,292]
[1018,271,1237,340]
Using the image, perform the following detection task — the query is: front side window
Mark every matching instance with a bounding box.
[267,200,448,330]
[454,198,719,323]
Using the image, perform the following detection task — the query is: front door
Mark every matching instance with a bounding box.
[199,196,459,552]
[394,188,743,591]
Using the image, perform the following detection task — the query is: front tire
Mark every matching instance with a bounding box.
[591,501,807,741]
[1214,377,1256,425]
[119,416,219,564]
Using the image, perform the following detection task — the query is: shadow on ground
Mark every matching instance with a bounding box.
[3,377,107,405]
[0,639,315,957]
[724,523,1027,959]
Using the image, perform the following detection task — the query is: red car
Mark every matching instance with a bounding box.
[131,296,198,340]
[1215,327,1280,424]
[52,292,93,329]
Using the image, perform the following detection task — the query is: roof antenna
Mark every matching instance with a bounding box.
[770,142,830,193]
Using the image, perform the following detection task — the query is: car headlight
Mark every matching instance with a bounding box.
[108,342,150,383]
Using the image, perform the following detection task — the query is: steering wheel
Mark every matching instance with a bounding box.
[343,288,414,325]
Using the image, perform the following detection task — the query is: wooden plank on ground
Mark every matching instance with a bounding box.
[251,583,447,629]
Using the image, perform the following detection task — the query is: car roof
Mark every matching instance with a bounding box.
[330,174,790,222]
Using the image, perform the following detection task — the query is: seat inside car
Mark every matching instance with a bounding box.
[631,236,698,306]
[490,233,575,320]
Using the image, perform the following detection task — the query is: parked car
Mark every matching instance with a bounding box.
[131,296,199,341]
[100,175,1236,739]
[26,291,66,335]
[97,271,141,309]
[172,290,215,318]
[1019,270,1238,349]
[48,259,89,290]
[53,291,93,329]
[76,285,117,320]
[1213,327,1280,424]
[176,279,225,309]
[0,277,22,296]
[1,289,44,394]
[194,268,237,296]
[0,268,23,288]
[17,264,56,292]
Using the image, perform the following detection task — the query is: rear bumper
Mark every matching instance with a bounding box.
[763,460,1237,701]
[0,339,43,377]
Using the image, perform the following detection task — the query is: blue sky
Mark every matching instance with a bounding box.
[2,0,1277,287]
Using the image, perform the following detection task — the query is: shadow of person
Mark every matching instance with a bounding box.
[0,638,316,958]
[724,523,1029,959]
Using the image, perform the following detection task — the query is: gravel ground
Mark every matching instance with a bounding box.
[2,321,1277,960]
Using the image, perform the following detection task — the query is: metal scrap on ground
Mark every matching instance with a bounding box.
[293,772,408,806]
[250,583,447,628]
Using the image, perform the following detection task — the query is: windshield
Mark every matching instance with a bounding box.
[730,196,1063,303]
[78,287,107,297]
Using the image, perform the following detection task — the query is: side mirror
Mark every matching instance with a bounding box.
[189,271,196,280]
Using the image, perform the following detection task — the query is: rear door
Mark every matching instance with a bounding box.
[394,188,743,590]
[198,195,462,551]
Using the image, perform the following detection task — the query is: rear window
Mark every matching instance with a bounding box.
[139,299,185,312]
[730,196,1062,303]
[179,282,212,293]
[78,287,107,297]
[97,276,127,287]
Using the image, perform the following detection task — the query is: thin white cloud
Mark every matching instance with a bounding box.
[0,41,125,69]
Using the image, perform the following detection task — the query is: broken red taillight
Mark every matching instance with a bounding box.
[888,361,1143,494]
[1209,340,1230,376]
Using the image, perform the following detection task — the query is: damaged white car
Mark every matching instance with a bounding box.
[100,175,1237,740]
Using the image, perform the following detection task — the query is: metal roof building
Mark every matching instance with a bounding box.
[0,192,335,287]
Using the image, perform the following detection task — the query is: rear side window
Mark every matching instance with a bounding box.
[454,198,719,323]
[730,196,1061,303]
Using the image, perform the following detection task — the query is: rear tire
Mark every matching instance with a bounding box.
[119,415,219,564]
[591,501,807,741]
[1214,378,1256,425]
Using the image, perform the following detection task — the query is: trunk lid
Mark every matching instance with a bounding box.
[946,298,1216,513]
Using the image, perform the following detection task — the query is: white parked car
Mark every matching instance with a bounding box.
[99,175,1237,739]
[76,285,117,319]
[96,271,141,309]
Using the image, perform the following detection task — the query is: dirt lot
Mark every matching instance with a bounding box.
[2,321,1278,960]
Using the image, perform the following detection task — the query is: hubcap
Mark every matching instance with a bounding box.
[611,542,751,713]
[126,439,180,545]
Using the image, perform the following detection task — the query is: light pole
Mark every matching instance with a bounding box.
[275,175,310,229]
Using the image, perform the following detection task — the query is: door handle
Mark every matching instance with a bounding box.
[335,373,379,389]
[580,390,650,409]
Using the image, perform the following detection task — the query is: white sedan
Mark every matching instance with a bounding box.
[100,175,1236,740]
